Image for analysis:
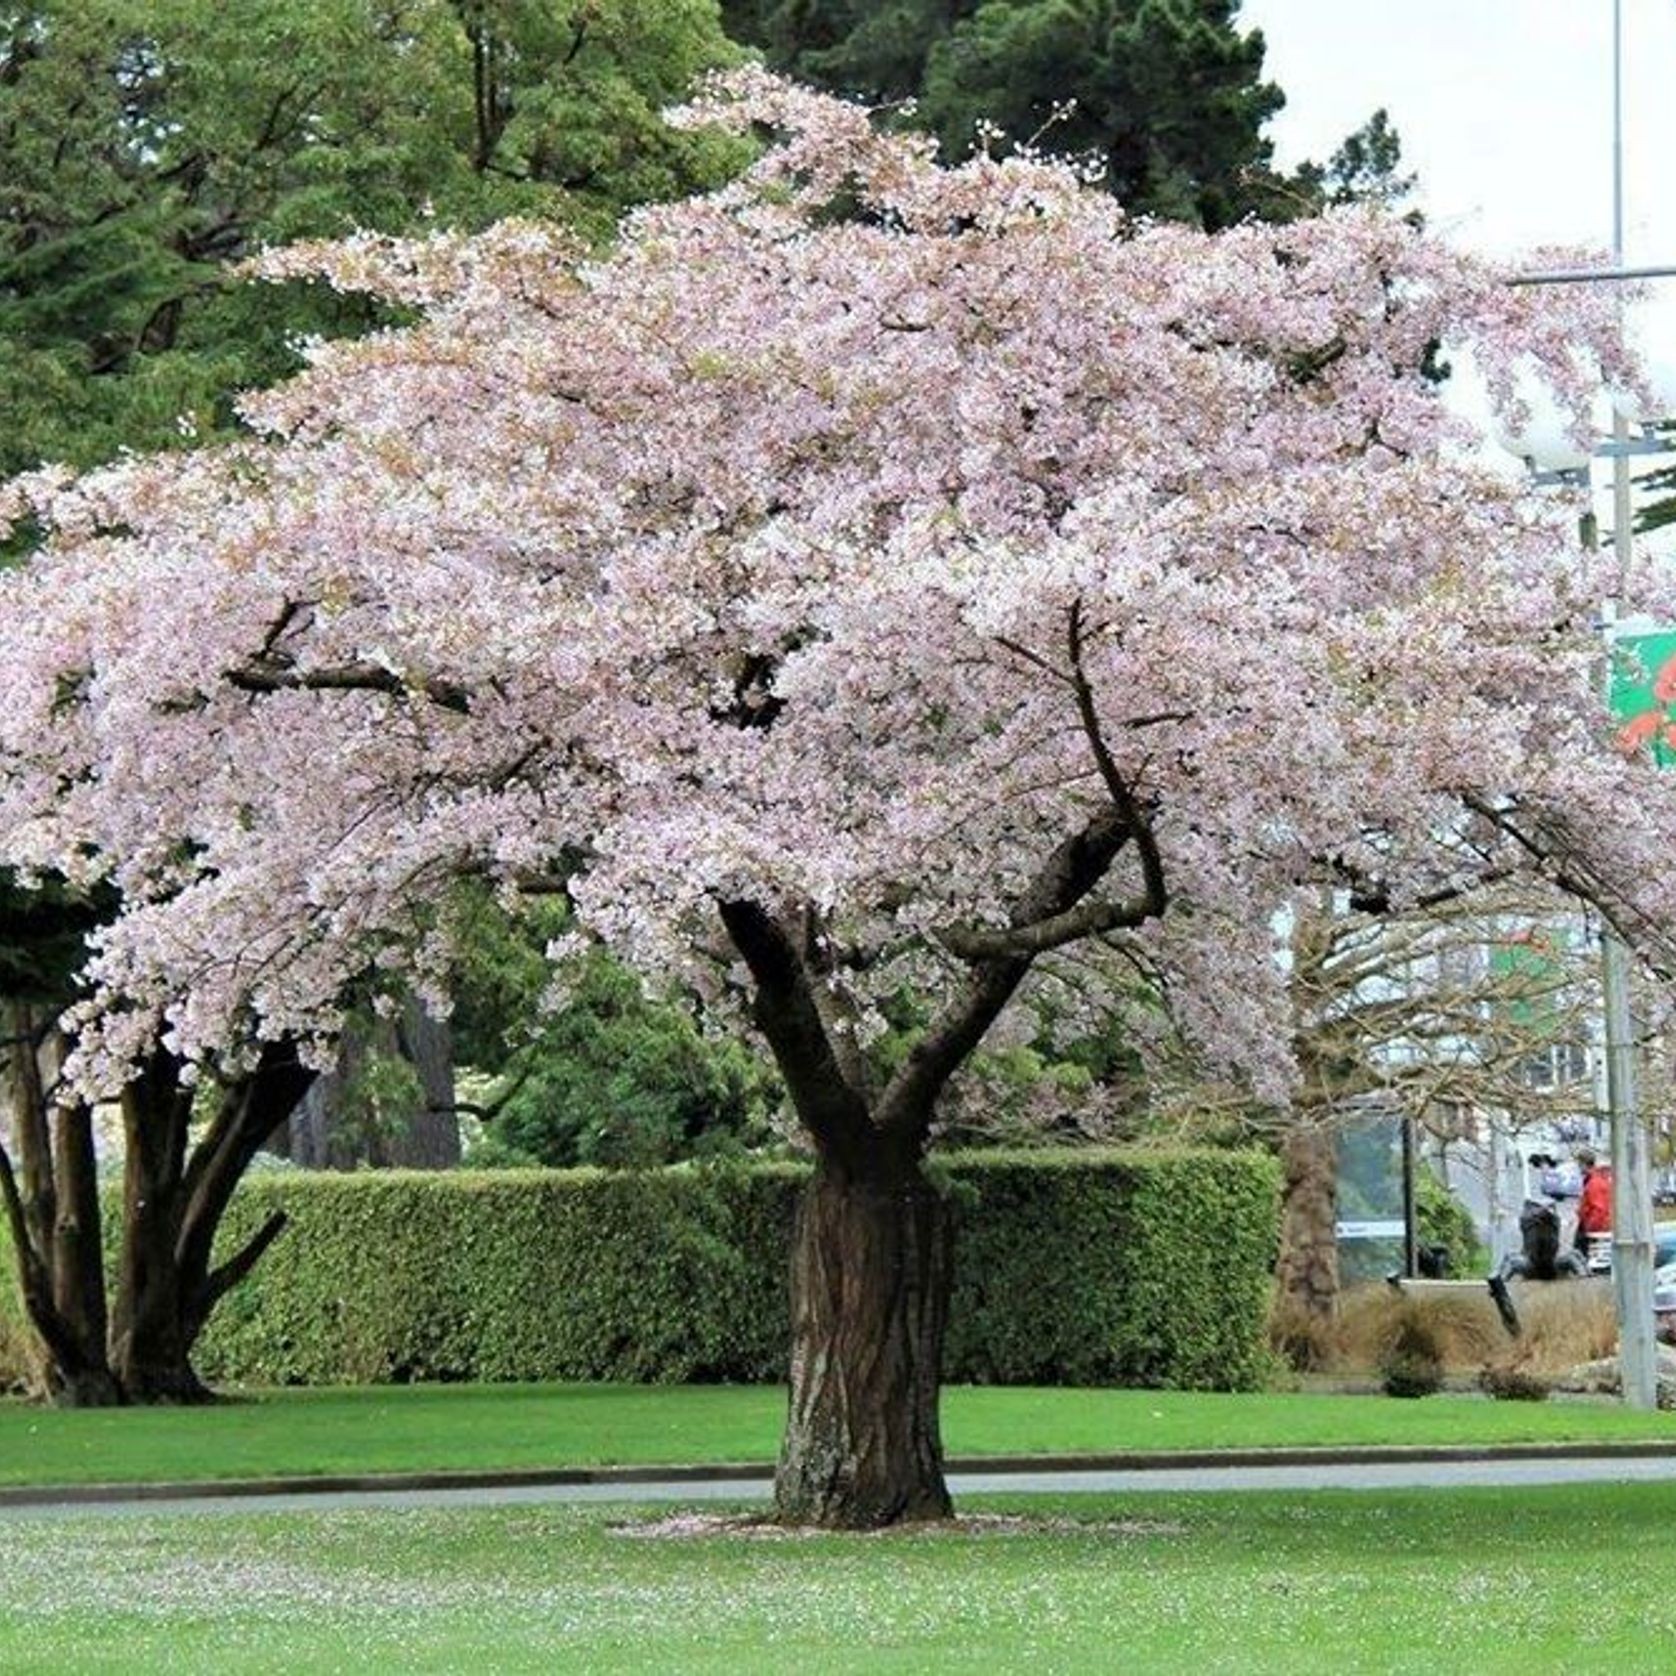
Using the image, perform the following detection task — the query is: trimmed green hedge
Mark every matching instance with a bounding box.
[2,1148,1279,1391]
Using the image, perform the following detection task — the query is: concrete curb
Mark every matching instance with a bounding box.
[9,1439,1676,1509]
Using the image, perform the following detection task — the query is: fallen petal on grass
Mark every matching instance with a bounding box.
[609,1511,1185,1541]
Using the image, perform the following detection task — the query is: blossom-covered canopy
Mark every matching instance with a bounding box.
[2,71,1670,1097]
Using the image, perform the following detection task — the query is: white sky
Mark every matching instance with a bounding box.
[1243,0,1676,263]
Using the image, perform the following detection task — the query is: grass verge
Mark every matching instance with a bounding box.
[2,1483,1674,1673]
[4,1383,1676,1489]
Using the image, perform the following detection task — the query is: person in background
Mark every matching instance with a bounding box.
[1575,1147,1613,1261]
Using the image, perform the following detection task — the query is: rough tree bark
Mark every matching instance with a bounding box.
[0,1020,316,1406]
[716,676,1167,1526]
[1275,1122,1340,1344]
[109,1043,315,1402]
[776,1148,955,1526]
[0,1002,120,1406]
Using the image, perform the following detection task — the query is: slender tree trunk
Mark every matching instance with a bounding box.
[774,1148,953,1528]
[47,1087,112,1391]
[1276,1123,1340,1333]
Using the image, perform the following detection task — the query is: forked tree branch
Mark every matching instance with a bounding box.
[717,898,874,1169]
[887,601,1173,1134]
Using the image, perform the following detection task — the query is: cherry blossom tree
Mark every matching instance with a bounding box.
[4,70,1676,1521]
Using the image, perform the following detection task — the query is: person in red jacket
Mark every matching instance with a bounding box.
[1575,1147,1613,1260]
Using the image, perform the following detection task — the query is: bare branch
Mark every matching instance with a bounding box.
[991,634,1073,686]
[939,892,1162,960]
[1066,599,1165,915]
[193,1210,287,1326]
[717,898,873,1166]
[227,660,472,714]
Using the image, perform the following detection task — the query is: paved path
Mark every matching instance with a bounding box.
[13,1454,1676,1519]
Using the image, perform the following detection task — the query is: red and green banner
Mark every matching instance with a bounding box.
[1611,630,1676,767]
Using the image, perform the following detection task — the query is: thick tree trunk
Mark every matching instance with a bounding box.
[109,1045,312,1403]
[109,1164,209,1402]
[4,1022,312,1407]
[108,1051,208,1403]
[1276,1123,1340,1336]
[774,1154,953,1528]
[0,1004,120,1406]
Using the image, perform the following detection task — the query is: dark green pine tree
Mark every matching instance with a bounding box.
[721,0,977,101]
[1289,106,1416,213]
[921,0,1286,228]
[724,0,1286,226]
[723,1,1417,230]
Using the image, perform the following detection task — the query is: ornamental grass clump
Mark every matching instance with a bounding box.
[1362,1294,1495,1396]
[1478,1359,1551,1402]
[1379,1310,1445,1398]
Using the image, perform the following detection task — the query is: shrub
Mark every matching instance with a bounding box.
[942,1149,1280,1389]
[1478,1361,1550,1402]
[1354,1292,1497,1397]
[3,1148,1279,1391]
[1267,1294,1345,1374]
[1379,1304,1447,1398]
[1340,1285,1500,1377]
[1415,1167,1486,1276]
[1508,1282,1617,1373]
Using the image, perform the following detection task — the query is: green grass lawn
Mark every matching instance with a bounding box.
[4,1382,1676,1489]
[2,1484,1674,1673]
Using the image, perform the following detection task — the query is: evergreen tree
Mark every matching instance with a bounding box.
[725,0,1283,225]
[921,0,1284,227]
[0,0,743,476]
[723,1,1410,229]
[1290,107,1416,214]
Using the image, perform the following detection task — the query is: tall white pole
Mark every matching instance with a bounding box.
[1606,0,1658,1408]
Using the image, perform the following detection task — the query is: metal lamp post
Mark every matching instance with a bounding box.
[1603,0,1658,1412]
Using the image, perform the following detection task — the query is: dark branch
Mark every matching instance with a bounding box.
[718,898,873,1167]
[889,599,1171,1131]
[226,661,471,715]
[886,806,1149,1129]
[193,1210,287,1327]
[1461,793,1676,971]
[938,890,1161,960]
[1065,598,1165,915]
[0,1131,79,1370]
[176,1043,314,1286]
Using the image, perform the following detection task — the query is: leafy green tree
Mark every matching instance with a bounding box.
[1290,107,1415,214]
[449,891,781,1169]
[721,0,969,102]
[1416,1165,1485,1277]
[0,0,743,475]
[723,1,1414,230]
[920,0,1284,227]
[724,0,1283,225]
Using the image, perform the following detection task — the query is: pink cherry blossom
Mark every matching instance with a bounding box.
[0,71,1671,1110]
